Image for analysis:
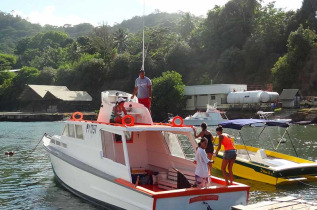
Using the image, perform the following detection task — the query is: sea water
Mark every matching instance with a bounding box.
[0,122,316,209]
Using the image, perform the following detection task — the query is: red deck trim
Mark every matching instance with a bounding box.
[68,119,126,127]
[114,178,155,196]
[153,122,194,129]
[69,119,194,129]
[114,178,250,200]
[189,195,219,203]
[152,197,157,210]
[152,186,250,199]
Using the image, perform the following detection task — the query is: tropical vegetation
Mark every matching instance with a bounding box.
[0,0,316,120]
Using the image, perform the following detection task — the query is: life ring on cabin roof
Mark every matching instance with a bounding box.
[72,112,83,121]
[122,115,135,126]
[172,116,184,127]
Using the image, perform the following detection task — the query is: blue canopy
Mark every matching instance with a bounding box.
[218,119,289,130]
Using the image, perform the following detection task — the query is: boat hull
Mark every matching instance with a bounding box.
[53,168,124,210]
[212,145,317,185]
[43,136,249,210]
[47,150,249,210]
[47,151,153,210]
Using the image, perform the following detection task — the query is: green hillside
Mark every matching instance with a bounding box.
[0,0,316,120]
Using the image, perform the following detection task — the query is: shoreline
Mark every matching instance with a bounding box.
[0,112,97,122]
[0,108,316,123]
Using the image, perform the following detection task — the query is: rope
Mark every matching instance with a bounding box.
[141,0,145,71]
[297,180,317,188]
[286,129,298,157]
[20,138,43,162]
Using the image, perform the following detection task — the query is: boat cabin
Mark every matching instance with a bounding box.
[61,91,240,190]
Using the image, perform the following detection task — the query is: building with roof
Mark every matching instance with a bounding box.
[279,89,302,108]
[19,85,93,112]
[184,83,247,110]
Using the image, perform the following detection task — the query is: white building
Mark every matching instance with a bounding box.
[184,83,247,110]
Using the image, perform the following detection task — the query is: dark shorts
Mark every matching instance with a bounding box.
[205,144,214,154]
[223,150,237,160]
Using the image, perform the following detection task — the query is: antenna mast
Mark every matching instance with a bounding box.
[141,0,145,71]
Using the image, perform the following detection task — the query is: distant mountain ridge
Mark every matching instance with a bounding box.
[113,12,193,33]
[0,11,196,54]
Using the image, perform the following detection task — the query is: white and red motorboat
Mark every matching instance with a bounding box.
[42,90,250,210]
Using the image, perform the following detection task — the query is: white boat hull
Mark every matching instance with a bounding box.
[45,144,248,210]
[48,152,153,210]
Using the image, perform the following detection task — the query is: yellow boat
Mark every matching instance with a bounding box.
[212,119,317,185]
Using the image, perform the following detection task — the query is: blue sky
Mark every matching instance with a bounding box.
[1,0,304,26]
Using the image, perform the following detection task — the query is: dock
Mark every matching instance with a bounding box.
[232,196,317,210]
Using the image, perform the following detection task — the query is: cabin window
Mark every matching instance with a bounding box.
[210,95,216,100]
[101,130,126,166]
[163,132,185,159]
[75,125,84,139]
[62,125,69,136]
[68,124,75,138]
[114,131,133,143]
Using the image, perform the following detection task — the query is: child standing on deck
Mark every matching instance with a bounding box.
[194,138,214,188]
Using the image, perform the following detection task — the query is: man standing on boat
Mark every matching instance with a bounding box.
[131,69,152,111]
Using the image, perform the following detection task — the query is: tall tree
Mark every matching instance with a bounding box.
[179,12,195,41]
[271,25,317,92]
[92,24,115,63]
[114,28,128,53]
[152,71,185,121]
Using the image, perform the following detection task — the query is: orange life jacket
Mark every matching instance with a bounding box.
[221,134,235,151]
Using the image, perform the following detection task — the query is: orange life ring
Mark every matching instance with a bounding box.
[172,116,184,127]
[122,115,135,126]
[72,112,83,121]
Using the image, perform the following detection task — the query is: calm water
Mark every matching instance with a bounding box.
[0,122,316,209]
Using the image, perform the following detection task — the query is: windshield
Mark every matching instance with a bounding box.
[162,131,195,160]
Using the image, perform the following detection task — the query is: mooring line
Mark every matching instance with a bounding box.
[297,180,317,188]
[21,138,43,162]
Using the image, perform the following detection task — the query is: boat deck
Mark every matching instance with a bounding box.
[139,181,224,193]
[236,149,299,168]
[232,196,317,210]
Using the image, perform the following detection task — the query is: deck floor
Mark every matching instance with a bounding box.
[139,181,225,193]
[232,196,317,210]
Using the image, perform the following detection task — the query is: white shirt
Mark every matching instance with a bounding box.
[195,147,210,178]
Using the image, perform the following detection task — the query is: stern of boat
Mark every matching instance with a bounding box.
[116,176,249,210]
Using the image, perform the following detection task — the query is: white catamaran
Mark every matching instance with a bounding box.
[42,90,250,210]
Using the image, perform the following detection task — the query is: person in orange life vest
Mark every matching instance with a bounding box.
[193,122,214,175]
[213,126,237,186]
[131,69,152,111]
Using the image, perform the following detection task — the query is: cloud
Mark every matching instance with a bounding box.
[11,5,96,26]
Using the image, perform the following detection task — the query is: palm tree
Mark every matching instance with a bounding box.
[179,13,195,41]
[114,28,128,53]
